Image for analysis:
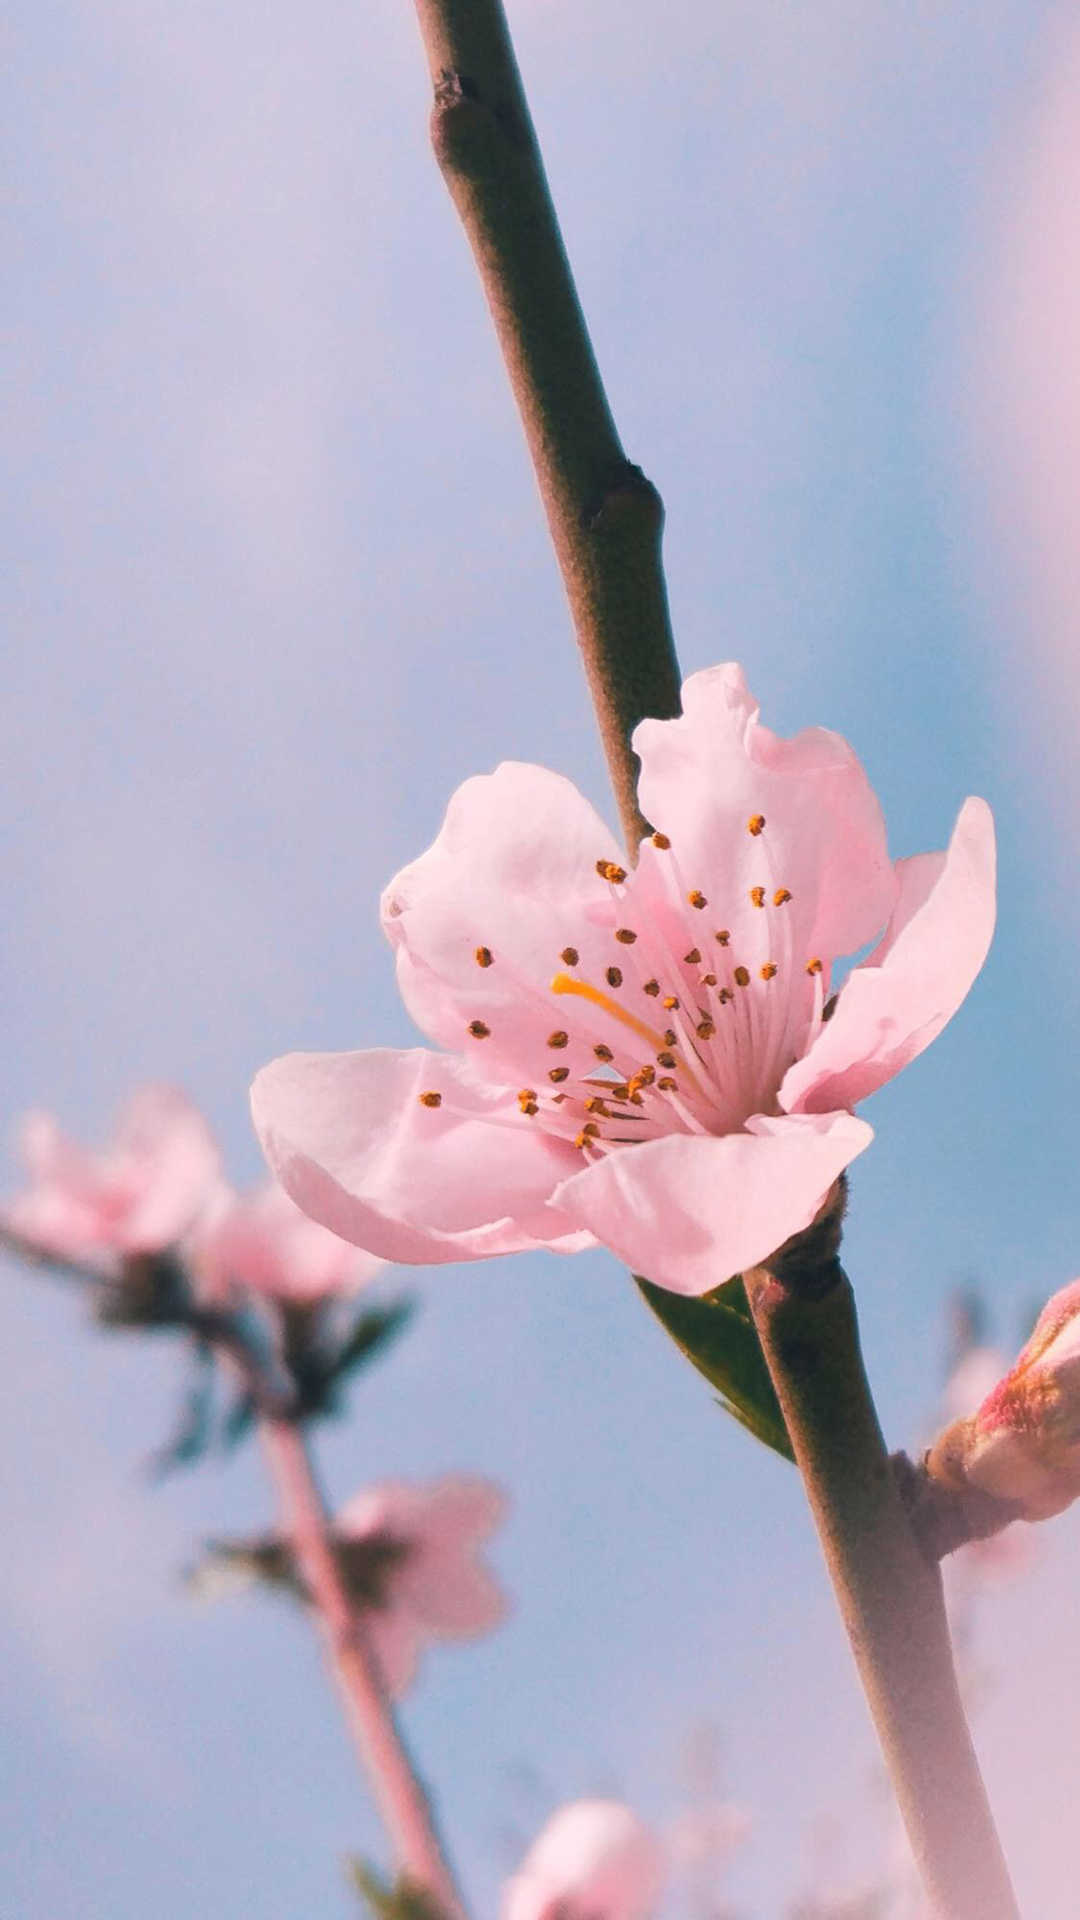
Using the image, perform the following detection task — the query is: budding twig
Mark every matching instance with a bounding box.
[410,0,681,850]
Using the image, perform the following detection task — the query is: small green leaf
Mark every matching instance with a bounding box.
[346,1858,450,1920]
[636,1273,794,1462]
[329,1299,415,1385]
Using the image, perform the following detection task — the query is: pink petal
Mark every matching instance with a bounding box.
[502,1801,667,1920]
[251,1048,594,1265]
[196,1182,385,1303]
[115,1086,224,1248]
[380,762,628,1084]
[548,1111,873,1295]
[633,665,896,967]
[779,797,996,1115]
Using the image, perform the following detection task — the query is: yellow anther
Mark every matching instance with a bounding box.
[773,888,792,907]
[549,1066,570,1083]
[475,946,494,968]
[715,929,730,946]
[584,1096,609,1115]
[636,1064,656,1086]
[688,889,707,909]
[615,928,637,945]
[734,966,750,988]
[651,831,671,850]
[750,886,766,909]
[748,814,766,836]
[806,957,823,976]
[760,962,778,982]
[596,859,627,885]
[520,1099,539,1116]
[605,966,623,988]
[468,1020,491,1038]
[551,971,665,1051]
[662,995,680,1011]
[418,1091,442,1108]
[518,1088,538,1111]
[574,1130,594,1150]
[643,979,661,997]
[547,1030,570,1050]
[683,948,702,965]
[560,946,580,966]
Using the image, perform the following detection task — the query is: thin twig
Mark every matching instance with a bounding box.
[410,0,682,848]
[260,1417,464,1918]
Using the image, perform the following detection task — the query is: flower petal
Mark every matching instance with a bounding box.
[779,797,996,1115]
[633,665,896,967]
[548,1110,873,1295]
[251,1047,594,1265]
[380,762,627,1083]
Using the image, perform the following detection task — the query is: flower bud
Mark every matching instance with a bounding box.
[927,1279,1080,1521]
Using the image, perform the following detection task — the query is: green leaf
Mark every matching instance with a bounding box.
[346,1859,450,1920]
[636,1273,794,1462]
[328,1299,415,1385]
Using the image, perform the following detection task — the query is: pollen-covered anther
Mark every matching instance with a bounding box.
[696,1018,716,1039]
[657,1050,677,1070]
[594,1043,614,1062]
[683,948,701,966]
[760,963,778,982]
[517,1088,538,1114]
[663,1028,678,1046]
[643,979,660,997]
[651,831,671,850]
[584,1096,609,1115]
[547,1030,570,1049]
[467,1020,491,1038]
[636,1064,656,1086]
[662,995,680,1011]
[605,966,623,988]
[734,966,750,988]
[549,1066,570,1083]
[615,928,638,945]
[475,946,494,968]
[750,886,766,909]
[657,1076,678,1091]
[748,814,766,836]
[582,1121,601,1139]
[560,946,580,966]
[418,1091,442,1108]
[773,888,792,907]
[688,889,707,910]
[574,1129,598,1150]
[596,859,627,885]
[715,930,730,946]
[806,957,823,976]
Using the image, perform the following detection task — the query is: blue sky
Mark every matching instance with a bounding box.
[4,3,1080,1915]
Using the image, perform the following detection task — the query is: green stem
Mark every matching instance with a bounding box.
[410,0,682,847]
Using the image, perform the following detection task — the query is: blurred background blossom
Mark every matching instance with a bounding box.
[4,2,1080,1916]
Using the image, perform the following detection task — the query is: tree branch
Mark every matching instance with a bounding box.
[410,0,682,847]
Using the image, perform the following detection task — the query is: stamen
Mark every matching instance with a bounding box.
[715,930,730,946]
[773,888,792,907]
[551,971,666,1051]
[605,966,624,989]
[651,832,671,850]
[643,979,661,997]
[475,946,494,968]
[688,889,707,909]
[696,1018,716,1039]
[683,948,701,965]
[663,1028,678,1046]
[596,859,627,885]
[549,1066,570,1083]
[584,1096,609,1115]
[547,1030,570,1050]
[615,928,638,945]
[806,957,823,976]
[718,987,733,1004]
[518,1089,538,1114]
[467,1020,491,1038]
[657,1075,677,1091]
[750,886,766,909]
[748,814,766,836]
[636,1065,656,1086]
[657,1050,677,1069]
[734,967,750,988]
[418,1091,442,1108]
[662,995,680,1011]
[760,963,778,982]
[560,946,580,966]
[699,972,717,988]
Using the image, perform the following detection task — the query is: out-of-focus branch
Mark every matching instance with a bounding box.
[409,0,682,848]
[260,1417,464,1917]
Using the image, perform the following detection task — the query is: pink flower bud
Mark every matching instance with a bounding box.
[928,1279,1080,1521]
[502,1801,667,1920]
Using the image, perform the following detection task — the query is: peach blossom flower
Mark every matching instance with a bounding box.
[335,1475,507,1696]
[195,1182,385,1304]
[4,1084,221,1264]
[502,1800,666,1920]
[931,1280,1080,1523]
[252,665,995,1296]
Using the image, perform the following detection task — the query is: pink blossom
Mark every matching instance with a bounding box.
[195,1182,385,1304]
[502,1801,667,1920]
[337,1474,507,1696]
[4,1085,222,1262]
[251,665,995,1296]
[933,1280,1080,1523]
